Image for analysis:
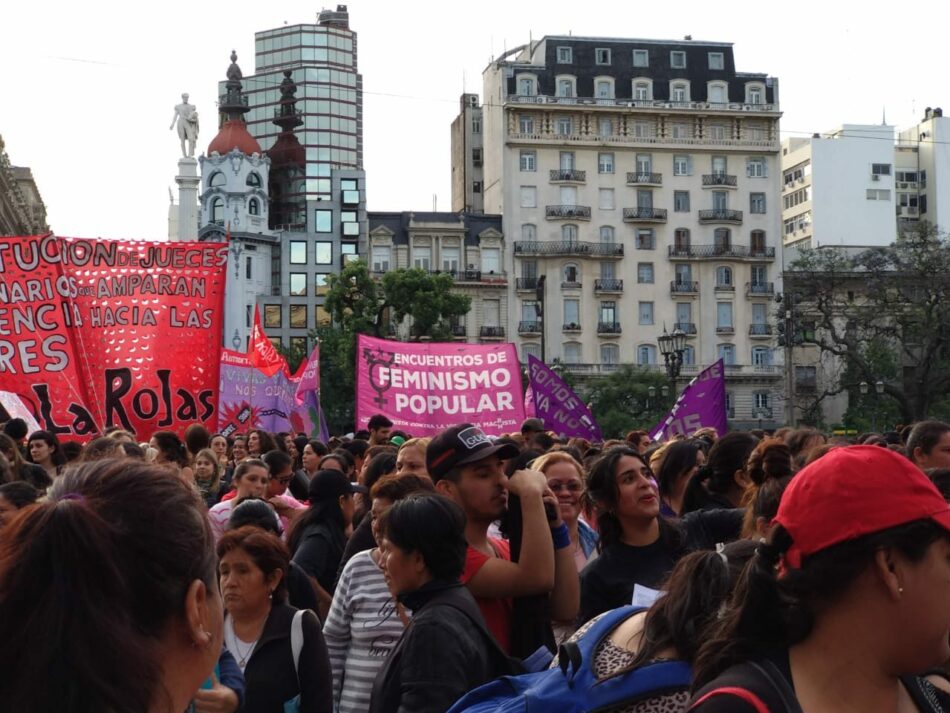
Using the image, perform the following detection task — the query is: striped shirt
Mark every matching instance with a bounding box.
[323,549,406,713]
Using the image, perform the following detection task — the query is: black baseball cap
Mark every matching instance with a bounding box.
[426,424,520,482]
[308,469,368,502]
[520,417,545,434]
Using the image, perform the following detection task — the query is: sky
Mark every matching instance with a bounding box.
[2,0,947,240]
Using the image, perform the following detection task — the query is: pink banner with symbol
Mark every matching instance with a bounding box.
[356,334,525,436]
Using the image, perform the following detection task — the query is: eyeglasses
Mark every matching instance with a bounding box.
[548,481,584,493]
[277,475,292,484]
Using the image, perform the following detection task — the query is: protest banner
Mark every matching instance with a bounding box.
[356,334,525,436]
[0,234,228,438]
[527,355,602,440]
[650,360,728,440]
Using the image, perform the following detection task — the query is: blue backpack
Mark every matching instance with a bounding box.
[447,605,693,713]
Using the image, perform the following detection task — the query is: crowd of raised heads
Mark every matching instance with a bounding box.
[3,413,950,712]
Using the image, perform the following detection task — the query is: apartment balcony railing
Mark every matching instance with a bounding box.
[716,325,736,335]
[450,324,467,337]
[514,241,624,258]
[515,277,540,291]
[749,324,773,336]
[751,407,775,420]
[549,168,586,183]
[518,321,541,335]
[561,279,582,289]
[622,207,668,223]
[594,278,624,293]
[506,94,780,116]
[698,209,743,224]
[479,326,505,339]
[715,282,735,291]
[667,244,775,260]
[673,322,697,335]
[670,280,699,294]
[626,172,663,186]
[747,281,775,296]
[597,322,623,335]
[545,204,591,220]
[702,173,738,187]
[563,322,582,332]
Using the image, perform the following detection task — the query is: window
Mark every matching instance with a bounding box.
[290,305,307,329]
[636,189,653,209]
[522,300,539,323]
[674,228,691,251]
[557,78,575,98]
[639,301,654,325]
[634,120,654,138]
[747,157,767,178]
[747,86,763,105]
[562,224,579,242]
[795,366,818,391]
[673,155,691,176]
[315,303,331,327]
[564,299,580,327]
[290,273,306,296]
[472,116,481,133]
[517,76,536,96]
[718,343,735,365]
[713,191,729,210]
[520,150,536,172]
[600,301,617,324]
[674,191,690,212]
[264,305,281,329]
[522,343,541,361]
[600,261,615,279]
[521,225,537,243]
[598,152,614,174]
[708,82,727,104]
[372,246,391,272]
[248,198,260,216]
[598,118,612,137]
[754,392,771,409]
[636,154,652,174]
[784,211,812,235]
[563,343,582,364]
[601,344,619,365]
[866,189,891,201]
[315,242,332,264]
[557,46,573,63]
[633,49,649,67]
[599,188,615,210]
[682,345,696,366]
[752,303,767,325]
[717,302,733,329]
[556,117,572,135]
[560,185,577,205]
[750,193,767,214]
[871,163,892,176]
[210,198,224,225]
[676,302,692,325]
[670,51,686,68]
[671,121,691,139]
[483,299,500,327]
[595,80,613,99]
[472,148,482,165]
[716,266,733,287]
[751,264,767,285]
[315,273,330,295]
[210,172,226,188]
[634,262,653,284]
[482,247,501,274]
[751,231,767,253]
[413,245,431,271]
[600,225,615,243]
[341,179,358,191]
[714,228,731,249]
[519,115,535,133]
[633,80,652,101]
[341,243,358,264]
[472,181,482,193]
[708,52,724,70]
[289,241,307,264]
[671,82,688,102]
[638,345,657,365]
[442,246,460,272]
[595,48,611,65]
[559,151,575,170]
[245,256,252,280]
[636,229,655,250]
[707,122,727,140]
[315,209,332,232]
[675,265,692,286]
[520,186,537,208]
[745,122,767,141]
[563,263,579,284]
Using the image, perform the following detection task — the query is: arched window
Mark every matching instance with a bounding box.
[522,224,537,241]
[746,83,765,105]
[601,343,619,365]
[637,344,657,365]
[674,228,691,250]
[632,78,653,101]
[716,266,733,287]
[209,172,226,188]
[707,81,728,104]
[562,224,579,242]
[751,230,766,253]
[248,198,260,216]
[752,346,772,366]
[563,263,580,285]
[599,225,615,243]
[563,342,582,364]
[594,77,614,99]
[246,172,262,188]
[211,198,224,225]
[556,76,576,98]
[682,345,696,366]
[714,228,731,250]
[516,74,537,96]
[671,81,690,103]
[718,343,736,365]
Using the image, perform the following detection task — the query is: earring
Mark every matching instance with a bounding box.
[899,586,904,594]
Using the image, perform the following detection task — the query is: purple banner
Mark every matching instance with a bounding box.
[650,360,728,441]
[527,356,602,441]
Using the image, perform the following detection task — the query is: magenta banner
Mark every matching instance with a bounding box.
[356,335,525,436]
[650,360,728,440]
[527,355,602,441]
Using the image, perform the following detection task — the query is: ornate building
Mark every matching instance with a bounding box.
[0,135,48,236]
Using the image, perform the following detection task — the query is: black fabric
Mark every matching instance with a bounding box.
[291,520,346,595]
[288,469,310,501]
[240,603,332,713]
[369,580,520,713]
[335,515,376,587]
[286,562,320,613]
[680,507,745,550]
[17,463,51,491]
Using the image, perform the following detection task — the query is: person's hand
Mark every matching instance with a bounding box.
[193,673,239,713]
[268,496,293,517]
[541,486,564,527]
[507,469,548,498]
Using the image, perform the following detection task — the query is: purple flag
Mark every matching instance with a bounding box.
[527,356,602,441]
[650,360,727,441]
[294,344,329,440]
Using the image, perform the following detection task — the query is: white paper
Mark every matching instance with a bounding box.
[631,584,663,608]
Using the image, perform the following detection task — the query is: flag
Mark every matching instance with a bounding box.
[523,384,537,418]
[650,360,728,441]
[527,356,602,441]
[294,343,328,439]
[248,305,285,377]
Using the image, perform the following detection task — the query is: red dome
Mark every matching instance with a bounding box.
[207,120,262,156]
[267,133,305,168]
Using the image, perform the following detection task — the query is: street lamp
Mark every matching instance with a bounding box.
[658,326,687,396]
[859,380,887,432]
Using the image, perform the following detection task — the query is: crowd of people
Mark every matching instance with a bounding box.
[3,412,950,712]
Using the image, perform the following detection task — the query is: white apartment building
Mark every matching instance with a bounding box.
[472,36,784,428]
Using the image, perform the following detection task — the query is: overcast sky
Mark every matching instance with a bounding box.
[2,0,945,239]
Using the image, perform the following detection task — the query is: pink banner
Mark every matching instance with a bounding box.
[356,334,525,436]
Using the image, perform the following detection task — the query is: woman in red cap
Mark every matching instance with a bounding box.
[689,445,950,712]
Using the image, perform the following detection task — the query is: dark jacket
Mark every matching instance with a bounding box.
[369,580,517,713]
[240,603,332,713]
[292,520,346,595]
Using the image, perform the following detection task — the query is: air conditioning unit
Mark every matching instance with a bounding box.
[871,174,880,181]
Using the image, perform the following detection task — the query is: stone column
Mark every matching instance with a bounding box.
[175,157,200,241]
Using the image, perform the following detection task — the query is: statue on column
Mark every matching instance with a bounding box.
[170,93,200,157]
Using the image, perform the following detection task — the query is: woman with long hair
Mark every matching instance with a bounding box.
[210,433,230,467]
[26,430,66,481]
[681,431,759,515]
[150,430,194,483]
[0,433,50,491]
[690,446,950,712]
[246,429,279,458]
[193,447,224,507]
[0,481,38,528]
[739,437,794,539]
[654,439,705,517]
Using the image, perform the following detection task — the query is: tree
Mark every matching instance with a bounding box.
[785,223,950,424]
[583,366,672,439]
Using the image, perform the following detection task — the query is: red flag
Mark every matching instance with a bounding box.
[248,305,285,377]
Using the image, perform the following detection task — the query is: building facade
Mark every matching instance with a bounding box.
[367,212,507,341]
[470,36,784,428]
[450,93,485,213]
[0,135,48,236]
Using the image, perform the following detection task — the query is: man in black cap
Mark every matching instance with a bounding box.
[426,423,579,653]
[520,417,553,452]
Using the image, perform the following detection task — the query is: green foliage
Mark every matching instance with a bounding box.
[583,366,672,439]
[276,340,308,374]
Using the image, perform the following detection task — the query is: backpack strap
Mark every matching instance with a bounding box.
[689,687,772,713]
[557,606,647,686]
[290,609,306,685]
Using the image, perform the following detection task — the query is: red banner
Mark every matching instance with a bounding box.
[0,235,228,439]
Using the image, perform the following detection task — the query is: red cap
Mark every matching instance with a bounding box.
[775,445,950,569]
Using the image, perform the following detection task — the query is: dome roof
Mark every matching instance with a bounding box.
[207,120,262,156]
[267,133,305,169]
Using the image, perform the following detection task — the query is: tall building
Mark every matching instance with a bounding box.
[468,36,784,429]
[0,135,48,236]
[451,93,485,213]
[896,107,950,234]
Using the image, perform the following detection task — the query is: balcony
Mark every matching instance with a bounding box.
[515,277,539,292]
[702,173,738,188]
[667,244,775,261]
[673,322,697,335]
[597,322,622,336]
[626,172,663,186]
[450,324,467,338]
[749,324,773,338]
[751,407,775,420]
[716,325,735,335]
[479,326,505,340]
[698,209,743,224]
[518,321,541,336]
[714,282,735,292]
[560,362,623,376]
[549,168,586,183]
[670,280,699,295]
[563,322,582,333]
[594,278,624,293]
[514,241,624,258]
[747,281,775,296]
[623,207,668,224]
[546,204,591,220]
